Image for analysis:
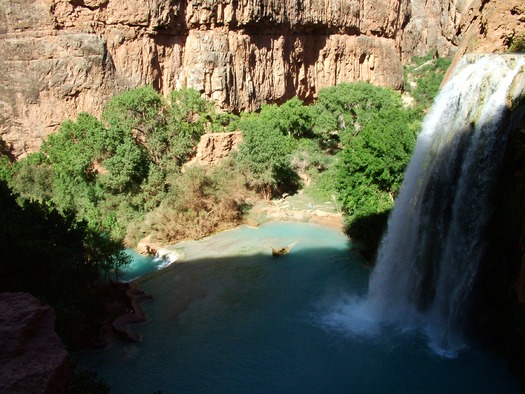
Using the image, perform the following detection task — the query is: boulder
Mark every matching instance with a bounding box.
[185,131,243,168]
[0,292,71,394]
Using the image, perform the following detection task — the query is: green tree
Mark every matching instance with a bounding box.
[0,180,128,344]
[9,152,54,204]
[313,82,401,147]
[259,97,314,138]
[404,54,452,112]
[102,86,167,163]
[0,136,13,182]
[98,136,146,193]
[162,88,211,170]
[235,113,298,199]
[337,104,418,252]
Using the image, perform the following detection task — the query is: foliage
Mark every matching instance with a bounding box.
[0,137,13,182]
[313,82,402,147]
[404,54,452,112]
[142,164,246,242]
[305,160,340,203]
[508,35,525,53]
[259,97,315,138]
[337,107,417,213]
[9,152,54,205]
[9,87,214,242]
[323,83,419,252]
[290,138,332,174]
[344,209,391,258]
[102,86,208,173]
[0,180,128,344]
[5,78,432,259]
[0,155,12,183]
[235,111,299,199]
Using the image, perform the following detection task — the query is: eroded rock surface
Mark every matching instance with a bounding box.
[1,0,411,157]
[1,0,524,158]
[0,292,70,394]
[186,131,243,167]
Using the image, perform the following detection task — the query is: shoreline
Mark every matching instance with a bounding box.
[112,282,153,342]
[137,197,344,257]
[116,208,344,345]
[244,198,344,231]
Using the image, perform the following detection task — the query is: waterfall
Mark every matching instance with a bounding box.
[367,54,525,355]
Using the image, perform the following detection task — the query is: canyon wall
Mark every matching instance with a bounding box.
[0,0,522,157]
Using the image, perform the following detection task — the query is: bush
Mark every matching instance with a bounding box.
[0,180,128,344]
[508,35,525,52]
[9,87,215,241]
[404,54,452,112]
[235,112,298,199]
[141,164,246,243]
[319,83,419,252]
[313,82,402,147]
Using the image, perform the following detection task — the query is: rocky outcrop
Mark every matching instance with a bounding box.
[455,1,525,56]
[1,0,413,158]
[443,1,525,81]
[0,292,70,394]
[1,0,523,158]
[185,131,242,167]
[0,1,128,157]
[401,0,478,60]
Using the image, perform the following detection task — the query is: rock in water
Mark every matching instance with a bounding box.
[0,292,71,394]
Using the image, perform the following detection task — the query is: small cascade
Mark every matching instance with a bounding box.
[367,54,525,355]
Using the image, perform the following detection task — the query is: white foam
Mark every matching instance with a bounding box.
[155,248,179,269]
[317,293,382,338]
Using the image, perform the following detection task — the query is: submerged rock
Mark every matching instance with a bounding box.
[0,292,71,394]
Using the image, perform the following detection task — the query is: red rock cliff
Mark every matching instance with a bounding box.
[0,0,523,158]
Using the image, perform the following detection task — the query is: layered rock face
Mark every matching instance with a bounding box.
[1,0,523,158]
[0,292,70,394]
[0,0,125,157]
[444,1,525,81]
[1,0,413,157]
[401,0,478,59]
[185,131,242,167]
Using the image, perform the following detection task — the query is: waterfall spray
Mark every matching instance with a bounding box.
[368,55,525,352]
[364,55,525,355]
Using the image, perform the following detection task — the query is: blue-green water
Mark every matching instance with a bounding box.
[119,251,170,282]
[79,222,520,393]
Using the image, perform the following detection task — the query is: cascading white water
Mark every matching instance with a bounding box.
[367,54,525,355]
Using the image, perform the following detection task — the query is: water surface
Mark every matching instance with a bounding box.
[79,222,520,393]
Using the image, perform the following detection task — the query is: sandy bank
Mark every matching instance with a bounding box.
[245,198,343,230]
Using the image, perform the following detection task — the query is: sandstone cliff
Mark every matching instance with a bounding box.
[0,292,71,394]
[445,1,525,81]
[1,0,408,158]
[1,0,524,158]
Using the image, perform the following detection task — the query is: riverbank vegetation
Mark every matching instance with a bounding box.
[1,54,451,254]
[0,55,449,351]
